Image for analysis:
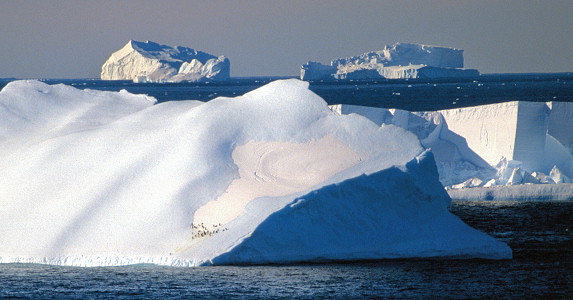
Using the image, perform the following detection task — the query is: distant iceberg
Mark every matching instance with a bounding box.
[101,40,230,83]
[301,43,479,80]
[0,79,510,266]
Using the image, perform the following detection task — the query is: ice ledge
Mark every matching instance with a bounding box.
[448,183,573,201]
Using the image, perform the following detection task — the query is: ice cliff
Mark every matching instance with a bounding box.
[301,43,479,80]
[101,40,230,83]
[331,101,573,197]
[0,80,510,267]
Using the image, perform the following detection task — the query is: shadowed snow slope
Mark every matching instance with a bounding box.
[0,79,510,266]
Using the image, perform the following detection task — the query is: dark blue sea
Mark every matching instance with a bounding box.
[0,75,572,298]
[2,72,573,111]
[1,201,571,299]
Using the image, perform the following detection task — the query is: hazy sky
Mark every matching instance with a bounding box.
[1,0,572,78]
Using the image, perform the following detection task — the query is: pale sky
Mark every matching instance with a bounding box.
[1,0,572,78]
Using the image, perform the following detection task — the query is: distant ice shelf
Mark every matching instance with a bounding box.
[101,40,230,83]
[301,43,479,81]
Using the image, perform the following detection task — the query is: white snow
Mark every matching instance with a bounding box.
[0,80,156,153]
[330,104,495,186]
[0,79,510,267]
[301,43,479,80]
[193,136,362,227]
[101,40,230,82]
[331,101,573,198]
[332,43,465,69]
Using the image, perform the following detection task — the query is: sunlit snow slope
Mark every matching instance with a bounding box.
[0,80,511,266]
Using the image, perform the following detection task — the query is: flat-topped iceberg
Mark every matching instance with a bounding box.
[0,80,510,266]
[101,40,230,83]
[301,43,479,80]
[331,101,573,199]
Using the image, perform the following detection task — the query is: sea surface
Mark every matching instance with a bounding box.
[0,75,572,298]
[2,72,573,111]
[1,201,571,299]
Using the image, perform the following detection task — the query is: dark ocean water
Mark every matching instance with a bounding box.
[1,201,571,299]
[0,75,572,298]
[2,72,573,111]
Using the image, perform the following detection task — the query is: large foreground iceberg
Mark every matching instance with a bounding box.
[101,40,230,83]
[0,80,510,266]
[301,43,479,81]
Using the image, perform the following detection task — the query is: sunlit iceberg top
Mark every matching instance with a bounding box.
[301,43,479,80]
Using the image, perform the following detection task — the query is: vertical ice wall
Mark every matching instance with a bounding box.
[437,102,552,173]
[439,102,520,166]
[513,102,548,171]
[332,101,572,181]
[547,102,573,151]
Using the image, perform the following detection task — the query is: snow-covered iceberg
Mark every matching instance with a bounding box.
[101,40,230,83]
[331,102,573,198]
[0,80,510,267]
[301,43,479,80]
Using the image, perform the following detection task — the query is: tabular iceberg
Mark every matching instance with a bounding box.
[301,43,479,81]
[331,102,573,199]
[0,80,510,266]
[101,40,230,83]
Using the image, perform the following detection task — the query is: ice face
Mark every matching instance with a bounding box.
[0,79,510,266]
[332,101,573,189]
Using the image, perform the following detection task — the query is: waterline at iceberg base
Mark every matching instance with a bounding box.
[0,79,510,267]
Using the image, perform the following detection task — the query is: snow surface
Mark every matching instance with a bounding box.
[0,80,510,267]
[101,40,230,83]
[331,102,573,196]
[301,43,479,80]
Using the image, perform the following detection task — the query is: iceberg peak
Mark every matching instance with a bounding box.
[101,40,230,83]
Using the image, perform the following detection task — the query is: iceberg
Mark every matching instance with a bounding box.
[301,43,479,81]
[101,40,230,83]
[331,101,573,198]
[0,79,510,267]
[448,184,573,201]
